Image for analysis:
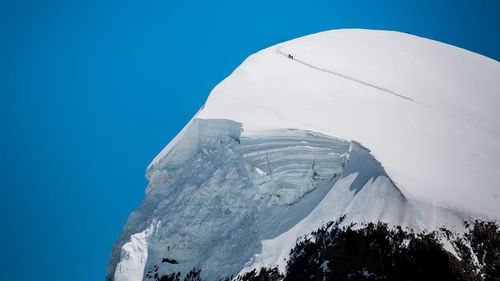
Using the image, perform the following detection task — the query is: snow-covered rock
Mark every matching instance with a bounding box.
[107,29,500,281]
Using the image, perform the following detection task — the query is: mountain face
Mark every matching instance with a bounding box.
[107,29,500,281]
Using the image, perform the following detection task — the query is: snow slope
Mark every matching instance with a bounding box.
[198,29,500,217]
[107,29,500,281]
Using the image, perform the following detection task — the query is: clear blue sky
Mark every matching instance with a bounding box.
[0,1,498,280]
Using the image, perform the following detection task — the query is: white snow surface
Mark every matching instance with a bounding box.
[198,29,500,217]
[108,29,500,281]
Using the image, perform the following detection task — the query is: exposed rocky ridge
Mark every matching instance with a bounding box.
[148,218,500,281]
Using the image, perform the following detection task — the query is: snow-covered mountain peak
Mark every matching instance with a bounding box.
[108,29,500,281]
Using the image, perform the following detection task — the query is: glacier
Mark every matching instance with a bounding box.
[107,29,500,281]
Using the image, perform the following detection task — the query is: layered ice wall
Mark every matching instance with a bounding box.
[240,130,350,205]
[108,119,468,281]
[108,119,359,281]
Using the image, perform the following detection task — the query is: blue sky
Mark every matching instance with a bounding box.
[0,1,498,280]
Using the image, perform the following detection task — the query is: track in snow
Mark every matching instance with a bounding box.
[276,48,415,102]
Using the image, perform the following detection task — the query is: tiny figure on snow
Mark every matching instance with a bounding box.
[288,54,294,60]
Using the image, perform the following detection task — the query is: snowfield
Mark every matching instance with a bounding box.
[107,29,500,281]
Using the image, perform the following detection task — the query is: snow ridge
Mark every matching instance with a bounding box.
[199,29,500,217]
[276,47,414,102]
